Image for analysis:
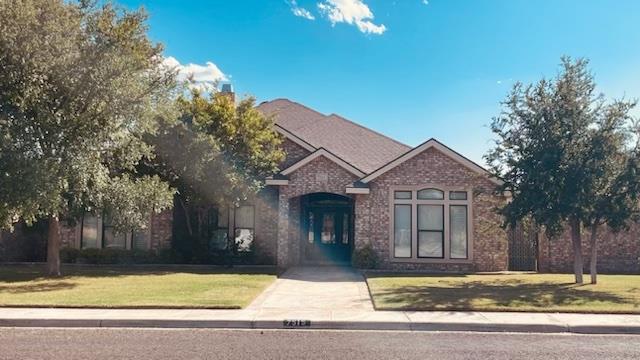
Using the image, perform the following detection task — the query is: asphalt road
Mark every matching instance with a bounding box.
[1,328,639,360]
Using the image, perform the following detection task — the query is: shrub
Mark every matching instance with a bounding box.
[156,248,182,264]
[62,248,160,265]
[352,243,379,269]
[57,246,271,266]
[60,247,81,263]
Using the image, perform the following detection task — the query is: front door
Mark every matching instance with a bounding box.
[303,207,352,263]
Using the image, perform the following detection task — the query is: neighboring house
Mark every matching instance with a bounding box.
[1,90,638,273]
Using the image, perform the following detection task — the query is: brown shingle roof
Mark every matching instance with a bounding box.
[257,99,411,173]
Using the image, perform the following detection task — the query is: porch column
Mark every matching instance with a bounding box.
[276,192,290,268]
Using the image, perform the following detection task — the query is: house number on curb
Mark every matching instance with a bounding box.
[283,319,312,328]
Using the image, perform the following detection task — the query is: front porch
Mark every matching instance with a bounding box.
[278,192,356,267]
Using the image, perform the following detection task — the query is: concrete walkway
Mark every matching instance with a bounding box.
[247,266,374,313]
[1,266,640,334]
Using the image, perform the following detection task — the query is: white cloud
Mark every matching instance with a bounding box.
[162,56,228,92]
[289,0,315,20]
[317,0,386,35]
[422,0,429,5]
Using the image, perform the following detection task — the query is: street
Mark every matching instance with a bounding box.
[0,328,639,360]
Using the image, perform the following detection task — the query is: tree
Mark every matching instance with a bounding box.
[147,90,284,261]
[583,114,640,284]
[485,57,638,284]
[0,0,176,275]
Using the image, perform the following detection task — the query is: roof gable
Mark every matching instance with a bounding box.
[280,148,366,178]
[258,99,410,173]
[360,138,502,185]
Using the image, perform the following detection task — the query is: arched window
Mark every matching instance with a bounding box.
[417,188,444,200]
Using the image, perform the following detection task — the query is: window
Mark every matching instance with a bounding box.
[450,205,468,259]
[394,191,412,200]
[393,205,411,258]
[81,214,99,249]
[450,191,468,200]
[417,188,444,200]
[321,213,336,244]
[418,205,444,258]
[234,205,254,252]
[342,214,350,245]
[103,214,126,249]
[132,229,150,250]
[307,212,314,243]
[391,188,471,261]
[80,212,150,250]
[208,207,229,251]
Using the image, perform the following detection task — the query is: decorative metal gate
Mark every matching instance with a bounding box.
[508,223,539,271]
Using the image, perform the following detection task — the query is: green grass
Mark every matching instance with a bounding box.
[366,273,640,313]
[0,265,276,309]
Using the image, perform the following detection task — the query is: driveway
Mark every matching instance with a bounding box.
[247,266,374,313]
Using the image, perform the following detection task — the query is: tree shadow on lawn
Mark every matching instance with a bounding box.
[372,278,636,312]
[0,264,276,284]
[0,281,77,294]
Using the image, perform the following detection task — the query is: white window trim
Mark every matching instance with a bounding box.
[388,185,474,264]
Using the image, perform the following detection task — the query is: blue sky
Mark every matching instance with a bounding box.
[120,0,640,164]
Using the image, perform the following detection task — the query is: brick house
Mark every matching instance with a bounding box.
[2,95,638,273]
[256,99,508,271]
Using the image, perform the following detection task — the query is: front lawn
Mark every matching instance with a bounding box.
[0,265,276,309]
[366,273,640,313]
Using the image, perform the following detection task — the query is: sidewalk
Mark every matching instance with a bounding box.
[1,266,639,334]
[1,307,640,334]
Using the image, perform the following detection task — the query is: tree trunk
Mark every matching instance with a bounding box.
[569,218,584,284]
[46,214,61,277]
[178,197,194,236]
[589,223,599,285]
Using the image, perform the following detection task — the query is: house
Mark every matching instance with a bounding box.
[2,91,638,273]
[255,98,508,271]
[50,93,510,272]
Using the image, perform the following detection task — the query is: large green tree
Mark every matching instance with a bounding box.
[582,113,640,284]
[486,57,639,284]
[148,90,284,260]
[0,0,176,275]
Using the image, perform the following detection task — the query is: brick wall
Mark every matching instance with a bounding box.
[270,147,508,271]
[357,147,508,272]
[60,221,78,248]
[149,210,173,251]
[538,224,640,274]
[253,187,279,264]
[280,139,311,169]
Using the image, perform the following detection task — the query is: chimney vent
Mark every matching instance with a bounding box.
[221,83,233,93]
[220,83,235,104]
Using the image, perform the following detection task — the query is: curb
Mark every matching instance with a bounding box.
[1,318,639,334]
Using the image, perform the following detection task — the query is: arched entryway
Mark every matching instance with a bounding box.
[300,193,354,265]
